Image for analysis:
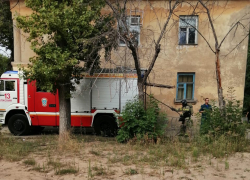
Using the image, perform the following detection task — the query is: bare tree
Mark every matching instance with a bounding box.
[198,0,249,109]
[104,0,179,102]
[173,0,250,109]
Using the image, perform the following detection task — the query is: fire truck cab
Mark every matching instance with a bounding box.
[0,71,138,136]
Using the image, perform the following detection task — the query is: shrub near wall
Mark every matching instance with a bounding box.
[200,99,247,138]
[116,96,167,143]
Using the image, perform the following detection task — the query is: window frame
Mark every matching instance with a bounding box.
[0,80,17,92]
[5,80,16,91]
[118,16,141,47]
[176,73,195,100]
[178,15,198,45]
[0,80,4,91]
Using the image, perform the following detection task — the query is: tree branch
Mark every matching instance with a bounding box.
[145,82,175,89]
[199,0,219,49]
[142,0,180,85]
[223,33,249,58]
[218,20,246,49]
[172,12,216,53]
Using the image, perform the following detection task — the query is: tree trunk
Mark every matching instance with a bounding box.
[138,80,144,103]
[215,50,224,109]
[58,84,71,140]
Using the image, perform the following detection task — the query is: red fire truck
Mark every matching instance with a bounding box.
[0,71,138,136]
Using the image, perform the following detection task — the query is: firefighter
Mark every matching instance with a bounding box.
[171,99,193,135]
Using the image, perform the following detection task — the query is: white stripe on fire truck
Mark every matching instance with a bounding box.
[29,112,92,117]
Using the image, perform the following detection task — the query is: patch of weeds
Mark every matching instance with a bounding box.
[225,161,229,170]
[55,161,79,175]
[23,158,36,166]
[169,156,185,168]
[47,159,63,168]
[32,163,50,173]
[93,165,107,176]
[89,149,101,156]
[108,155,122,164]
[183,169,191,174]
[88,160,93,179]
[208,156,213,166]
[178,177,193,180]
[32,164,42,172]
[244,168,250,172]
[56,167,78,175]
[57,133,81,153]
[125,168,138,175]
[92,164,115,176]
[0,137,38,161]
[122,154,134,165]
[192,147,200,161]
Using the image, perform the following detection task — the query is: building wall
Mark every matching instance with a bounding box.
[10,0,250,117]
[11,0,35,69]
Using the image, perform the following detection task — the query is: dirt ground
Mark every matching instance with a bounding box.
[0,127,250,180]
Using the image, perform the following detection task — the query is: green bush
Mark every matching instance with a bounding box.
[116,96,167,143]
[200,99,247,138]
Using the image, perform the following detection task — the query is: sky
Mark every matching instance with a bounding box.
[0,46,11,57]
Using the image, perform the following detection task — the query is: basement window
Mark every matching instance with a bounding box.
[179,16,198,45]
[176,73,195,100]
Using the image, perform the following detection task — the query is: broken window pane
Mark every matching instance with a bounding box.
[179,28,187,44]
[186,17,196,27]
[180,16,196,27]
[188,28,195,44]
[179,16,197,45]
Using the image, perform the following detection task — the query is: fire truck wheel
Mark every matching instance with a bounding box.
[94,115,117,137]
[8,114,31,136]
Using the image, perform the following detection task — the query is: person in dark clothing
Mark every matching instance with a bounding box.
[246,106,250,123]
[172,99,193,135]
[199,98,212,126]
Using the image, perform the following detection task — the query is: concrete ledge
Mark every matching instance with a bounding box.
[174,99,198,105]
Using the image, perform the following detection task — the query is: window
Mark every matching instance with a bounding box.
[0,80,16,91]
[5,81,15,91]
[176,73,195,100]
[179,16,198,45]
[118,16,140,46]
[0,80,4,91]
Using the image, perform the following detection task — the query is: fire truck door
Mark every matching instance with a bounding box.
[34,88,57,126]
[0,79,18,110]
